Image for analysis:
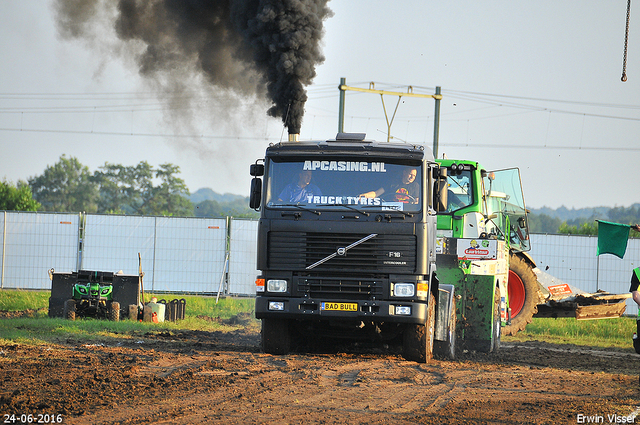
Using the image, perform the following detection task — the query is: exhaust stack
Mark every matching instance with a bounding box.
[288,133,300,142]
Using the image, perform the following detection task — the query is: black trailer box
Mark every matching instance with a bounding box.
[48,270,140,319]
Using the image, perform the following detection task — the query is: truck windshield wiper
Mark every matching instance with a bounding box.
[360,205,414,218]
[333,204,370,216]
[277,203,321,215]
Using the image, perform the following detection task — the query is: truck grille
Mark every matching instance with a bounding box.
[267,232,416,273]
[297,275,384,300]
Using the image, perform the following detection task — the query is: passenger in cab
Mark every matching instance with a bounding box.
[359,168,419,204]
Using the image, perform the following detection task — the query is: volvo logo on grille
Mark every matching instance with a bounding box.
[306,233,378,270]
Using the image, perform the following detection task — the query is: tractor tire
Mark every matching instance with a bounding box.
[402,294,436,363]
[433,299,456,360]
[503,254,540,336]
[48,297,61,318]
[128,304,139,320]
[109,301,120,322]
[491,287,501,352]
[64,299,76,321]
[261,318,291,355]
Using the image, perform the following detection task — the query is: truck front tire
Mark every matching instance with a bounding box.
[261,318,291,355]
[402,295,435,363]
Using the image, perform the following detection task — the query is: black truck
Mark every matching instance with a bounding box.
[249,133,453,362]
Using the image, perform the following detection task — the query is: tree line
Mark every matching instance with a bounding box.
[528,205,640,236]
[0,155,257,218]
[2,156,639,229]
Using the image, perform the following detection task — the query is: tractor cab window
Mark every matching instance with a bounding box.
[484,168,530,251]
[264,159,423,212]
[446,168,473,212]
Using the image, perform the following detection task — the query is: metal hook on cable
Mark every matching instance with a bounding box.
[622,0,632,82]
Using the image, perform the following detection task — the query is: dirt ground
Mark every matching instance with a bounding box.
[1,315,640,425]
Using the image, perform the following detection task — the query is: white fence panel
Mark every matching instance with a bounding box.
[152,217,227,293]
[82,215,227,293]
[82,214,156,279]
[4,211,640,309]
[228,218,258,296]
[1,212,78,289]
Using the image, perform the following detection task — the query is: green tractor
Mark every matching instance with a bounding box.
[435,159,536,341]
[63,270,120,321]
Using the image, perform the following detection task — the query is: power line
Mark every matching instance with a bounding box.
[442,93,640,121]
[442,88,640,110]
[308,82,640,122]
[4,84,640,109]
[1,84,639,139]
[0,126,282,141]
[0,105,166,113]
[339,81,640,110]
[2,126,639,152]
[439,142,640,152]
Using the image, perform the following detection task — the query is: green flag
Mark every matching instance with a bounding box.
[596,220,631,259]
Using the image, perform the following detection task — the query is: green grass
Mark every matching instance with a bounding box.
[0,289,51,311]
[0,289,259,346]
[503,316,638,350]
[1,289,637,350]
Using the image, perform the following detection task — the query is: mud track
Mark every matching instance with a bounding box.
[1,324,639,424]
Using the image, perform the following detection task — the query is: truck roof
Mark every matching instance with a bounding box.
[265,133,435,161]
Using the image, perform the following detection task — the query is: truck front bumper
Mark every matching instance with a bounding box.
[255,296,428,324]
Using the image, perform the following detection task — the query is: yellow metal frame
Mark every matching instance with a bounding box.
[339,82,442,143]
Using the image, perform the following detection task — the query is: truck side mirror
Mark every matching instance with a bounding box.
[434,167,448,212]
[249,178,262,209]
[436,179,448,212]
[250,163,264,177]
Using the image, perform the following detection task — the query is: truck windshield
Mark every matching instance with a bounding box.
[264,159,422,212]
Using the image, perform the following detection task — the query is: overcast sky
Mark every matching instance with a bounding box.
[1,1,639,210]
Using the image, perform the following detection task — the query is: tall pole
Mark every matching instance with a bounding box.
[596,254,600,292]
[1,211,5,289]
[432,86,441,158]
[338,77,346,133]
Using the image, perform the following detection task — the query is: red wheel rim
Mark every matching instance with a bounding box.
[508,270,525,317]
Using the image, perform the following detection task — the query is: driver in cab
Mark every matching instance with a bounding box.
[278,170,322,203]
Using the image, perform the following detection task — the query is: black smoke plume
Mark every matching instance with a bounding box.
[54,0,332,134]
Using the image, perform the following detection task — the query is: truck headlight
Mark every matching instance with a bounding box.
[267,279,287,293]
[395,306,411,315]
[393,283,415,297]
[268,301,285,311]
